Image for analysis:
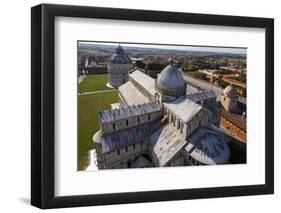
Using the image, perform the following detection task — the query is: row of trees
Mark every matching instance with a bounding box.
[135,60,168,71]
[182,59,220,72]
[191,71,207,80]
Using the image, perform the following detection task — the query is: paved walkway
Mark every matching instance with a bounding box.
[79,89,116,96]
[86,149,98,171]
[78,75,86,84]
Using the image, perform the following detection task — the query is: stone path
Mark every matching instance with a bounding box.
[79,89,116,96]
[78,75,86,84]
[85,149,98,171]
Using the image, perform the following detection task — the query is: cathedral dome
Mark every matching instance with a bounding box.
[156,58,186,90]
[110,44,131,64]
[224,85,236,97]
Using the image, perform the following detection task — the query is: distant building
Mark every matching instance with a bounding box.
[93,58,232,169]
[107,45,135,88]
[220,85,238,113]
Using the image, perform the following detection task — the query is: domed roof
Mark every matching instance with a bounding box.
[224,85,237,97]
[110,44,131,64]
[156,58,186,90]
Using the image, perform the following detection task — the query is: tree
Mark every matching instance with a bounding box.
[135,60,146,69]
[191,71,207,80]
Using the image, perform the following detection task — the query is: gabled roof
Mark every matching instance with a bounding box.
[99,102,161,124]
[101,123,151,153]
[185,90,217,102]
[150,124,187,167]
[118,81,150,106]
[129,70,155,96]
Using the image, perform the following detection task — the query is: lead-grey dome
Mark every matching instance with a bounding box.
[155,58,187,100]
[156,58,186,90]
[110,45,131,64]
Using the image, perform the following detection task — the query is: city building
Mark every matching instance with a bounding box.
[93,57,232,169]
[107,45,135,88]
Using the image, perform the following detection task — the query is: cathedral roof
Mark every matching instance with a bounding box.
[129,70,155,96]
[118,81,150,106]
[156,58,186,90]
[185,127,230,165]
[99,102,161,124]
[186,90,217,102]
[163,96,202,123]
[150,124,187,166]
[110,44,131,64]
[101,123,152,153]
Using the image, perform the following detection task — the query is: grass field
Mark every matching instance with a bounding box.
[78,90,118,170]
[79,74,111,93]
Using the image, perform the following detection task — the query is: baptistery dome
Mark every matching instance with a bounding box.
[110,44,131,64]
[107,44,134,88]
[155,58,187,100]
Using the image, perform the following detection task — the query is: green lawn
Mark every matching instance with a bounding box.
[78,91,118,170]
[79,74,111,93]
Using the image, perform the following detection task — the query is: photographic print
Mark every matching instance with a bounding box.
[31,5,274,208]
[78,41,247,171]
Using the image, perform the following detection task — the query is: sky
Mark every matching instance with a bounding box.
[79,41,247,55]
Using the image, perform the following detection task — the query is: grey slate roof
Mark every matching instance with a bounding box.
[101,123,151,153]
[99,102,161,124]
[118,81,150,106]
[150,124,187,167]
[129,70,155,96]
[163,96,202,123]
[185,127,230,165]
[186,90,217,102]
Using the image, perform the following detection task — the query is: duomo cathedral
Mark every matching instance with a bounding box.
[93,45,234,169]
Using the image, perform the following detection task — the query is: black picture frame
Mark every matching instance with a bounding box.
[31,3,274,209]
